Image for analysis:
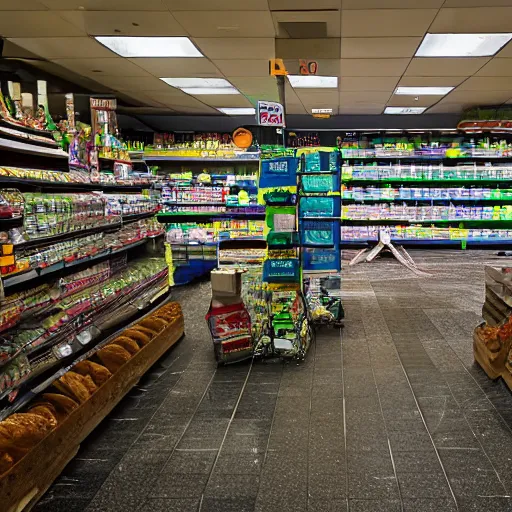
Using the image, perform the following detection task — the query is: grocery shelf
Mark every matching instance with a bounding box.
[157,212,266,222]
[3,234,163,291]
[144,153,260,162]
[342,178,512,186]
[341,238,512,246]
[123,211,158,223]
[0,176,153,192]
[0,137,68,158]
[342,197,512,204]
[0,216,23,229]
[0,278,172,417]
[342,156,512,163]
[342,218,512,226]
[12,221,123,251]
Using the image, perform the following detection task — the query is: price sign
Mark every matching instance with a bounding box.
[299,60,318,75]
[257,101,285,127]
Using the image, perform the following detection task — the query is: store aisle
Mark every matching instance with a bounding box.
[36,251,512,512]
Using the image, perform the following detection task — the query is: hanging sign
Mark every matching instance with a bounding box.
[257,100,285,127]
[299,60,318,75]
[270,59,288,76]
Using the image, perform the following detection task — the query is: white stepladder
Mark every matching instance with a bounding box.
[348,228,432,277]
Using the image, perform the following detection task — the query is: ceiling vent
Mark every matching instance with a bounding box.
[278,22,328,39]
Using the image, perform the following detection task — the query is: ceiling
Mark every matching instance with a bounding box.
[2,0,512,116]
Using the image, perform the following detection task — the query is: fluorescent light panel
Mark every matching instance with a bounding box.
[181,87,239,95]
[395,86,454,96]
[384,107,426,115]
[288,75,338,88]
[416,33,512,57]
[95,36,203,58]
[217,108,256,115]
[160,78,240,95]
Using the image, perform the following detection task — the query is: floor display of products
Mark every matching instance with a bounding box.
[26,252,512,512]
[473,266,512,389]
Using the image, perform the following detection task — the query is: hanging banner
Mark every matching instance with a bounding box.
[257,100,285,127]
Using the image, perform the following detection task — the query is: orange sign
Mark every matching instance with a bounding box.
[299,60,318,75]
[270,59,288,76]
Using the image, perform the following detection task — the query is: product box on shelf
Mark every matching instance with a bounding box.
[211,268,242,298]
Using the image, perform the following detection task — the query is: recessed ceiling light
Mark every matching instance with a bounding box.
[95,36,203,58]
[217,108,256,115]
[395,86,454,96]
[288,75,338,88]
[161,78,240,95]
[416,33,512,57]
[384,107,426,115]
[181,88,239,95]
[160,78,230,88]
[312,108,333,114]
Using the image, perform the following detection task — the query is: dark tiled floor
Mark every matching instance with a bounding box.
[36,250,512,512]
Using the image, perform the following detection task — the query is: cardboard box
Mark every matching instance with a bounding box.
[211,268,242,297]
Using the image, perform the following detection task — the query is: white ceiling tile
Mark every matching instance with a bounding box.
[339,77,399,92]
[212,60,270,77]
[173,11,275,38]
[0,12,83,37]
[475,58,512,77]
[430,7,512,33]
[405,58,490,76]
[387,95,445,107]
[194,95,253,108]
[339,91,392,105]
[338,106,386,114]
[444,0,512,6]
[52,57,150,77]
[247,92,280,102]
[171,104,220,114]
[398,76,467,87]
[341,37,422,59]
[440,89,512,104]
[342,0,443,8]
[7,37,116,59]
[276,38,341,59]
[270,0,340,8]
[341,58,410,76]
[228,77,278,94]
[126,58,222,77]
[60,11,186,36]
[193,38,274,60]
[168,0,269,10]
[0,1,47,9]
[93,76,177,92]
[42,0,168,9]
[144,93,210,108]
[123,92,168,108]
[273,10,341,38]
[497,42,512,57]
[295,91,340,104]
[457,76,512,91]
[341,9,438,37]
[426,102,465,113]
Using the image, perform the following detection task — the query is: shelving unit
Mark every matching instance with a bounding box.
[0,122,167,413]
[340,153,512,248]
[155,148,264,284]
